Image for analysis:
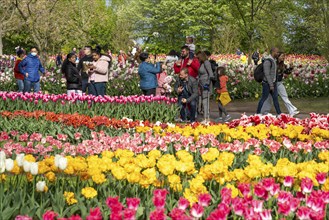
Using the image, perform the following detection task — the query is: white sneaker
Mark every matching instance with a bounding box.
[290,111,300,117]
[224,115,231,121]
[201,119,210,125]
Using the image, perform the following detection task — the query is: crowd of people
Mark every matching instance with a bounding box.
[11,36,299,124]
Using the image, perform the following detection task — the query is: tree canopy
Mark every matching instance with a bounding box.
[0,0,327,60]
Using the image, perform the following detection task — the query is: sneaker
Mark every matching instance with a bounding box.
[224,115,231,122]
[290,111,300,117]
[174,118,183,123]
[215,117,223,123]
[200,119,210,125]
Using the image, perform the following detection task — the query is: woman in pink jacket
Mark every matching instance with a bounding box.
[87,49,111,96]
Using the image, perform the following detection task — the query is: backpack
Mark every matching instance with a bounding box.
[209,60,220,88]
[253,58,272,83]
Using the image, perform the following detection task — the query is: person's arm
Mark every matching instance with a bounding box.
[18,58,27,76]
[65,66,79,83]
[145,62,161,74]
[186,79,198,103]
[94,60,108,75]
[263,60,273,87]
[77,59,83,72]
[173,62,181,74]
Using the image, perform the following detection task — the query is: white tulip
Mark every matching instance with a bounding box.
[30,162,38,175]
[54,154,61,168]
[16,153,25,167]
[0,159,5,173]
[5,159,14,172]
[36,181,46,192]
[0,151,6,161]
[58,157,68,170]
[23,161,31,173]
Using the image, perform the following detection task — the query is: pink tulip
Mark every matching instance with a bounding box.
[126,198,140,211]
[278,191,293,204]
[206,208,228,220]
[150,209,166,220]
[169,208,189,220]
[86,207,102,220]
[177,197,190,210]
[289,198,300,212]
[306,196,324,212]
[198,193,212,207]
[220,187,232,205]
[153,195,166,209]
[254,183,268,200]
[110,212,122,220]
[237,183,251,197]
[153,189,168,198]
[301,177,313,194]
[106,196,121,210]
[190,203,204,218]
[252,200,264,213]
[283,176,294,187]
[123,208,136,220]
[67,215,82,220]
[231,198,245,216]
[259,209,272,220]
[296,206,311,220]
[315,172,327,184]
[42,210,58,220]
[278,202,291,216]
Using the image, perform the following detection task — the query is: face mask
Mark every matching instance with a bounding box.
[31,52,37,56]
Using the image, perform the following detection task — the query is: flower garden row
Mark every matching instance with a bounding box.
[1,54,328,98]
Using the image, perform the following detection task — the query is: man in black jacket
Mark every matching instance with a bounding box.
[77,46,93,93]
[174,67,198,123]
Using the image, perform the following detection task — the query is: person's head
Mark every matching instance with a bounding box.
[67,53,77,64]
[179,67,189,80]
[204,50,211,58]
[168,49,177,56]
[217,66,226,76]
[30,47,38,56]
[139,52,149,62]
[16,49,25,58]
[180,46,190,59]
[186,36,194,44]
[72,47,77,52]
[278,52,285,63]
[84,46,92,55]
[270,47,279,58]
[108,49,112,54]
[92,49,102,61]
[196,51,207,63]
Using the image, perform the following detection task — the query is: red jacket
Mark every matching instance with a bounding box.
[173,57,200,78]
[14,58,24,80]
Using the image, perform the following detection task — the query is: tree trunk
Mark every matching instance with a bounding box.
[0,28,3,56]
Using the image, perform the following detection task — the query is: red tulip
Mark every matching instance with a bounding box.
[278,202,291,216]
[153,195,166,209]
[123,208,136,220]
[67,215,82,220]
[150,209,166,220]
[315,172,327,185]
[86,207,102,220]
[283,176,294,187]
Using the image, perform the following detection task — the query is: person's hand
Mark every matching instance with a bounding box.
[176,60,181,66]
[270,86,274,94]
[26,73,29,78]
[182,98,187,103]
[187,59,192,65]
[177,86,183,93]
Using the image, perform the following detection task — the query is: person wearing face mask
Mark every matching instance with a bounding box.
[61,53,82,96]
[18,46,45,93]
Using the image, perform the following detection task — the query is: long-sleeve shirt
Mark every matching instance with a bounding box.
[173,58,200,78]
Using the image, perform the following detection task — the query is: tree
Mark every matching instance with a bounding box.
[0,0,17,55]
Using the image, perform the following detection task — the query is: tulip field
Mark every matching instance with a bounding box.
[0,54,329,219]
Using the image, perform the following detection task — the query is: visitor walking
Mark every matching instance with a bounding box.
[62,53,82,96]
[214,67,231,122]
[261,52,299,116]
[14,49,25,92]
[196,51,214,124]
[256,47,281,115]
[138,52,161,96]
[18,46,45,93]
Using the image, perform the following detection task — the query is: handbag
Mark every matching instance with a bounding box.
[219,92,231,106]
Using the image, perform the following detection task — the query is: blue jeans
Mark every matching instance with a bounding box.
[257,82,281,114]
[178,96,197,122]
[88,81,106,96]
[16,79,24,92]
[24,80,40,93]
[82,78,88,93]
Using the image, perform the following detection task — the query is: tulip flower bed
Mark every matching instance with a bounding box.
[0,92,178,122]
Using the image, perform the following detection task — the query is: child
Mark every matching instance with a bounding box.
[185,36,195,65]
[215,66,231,122]
[14,49,25,92]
